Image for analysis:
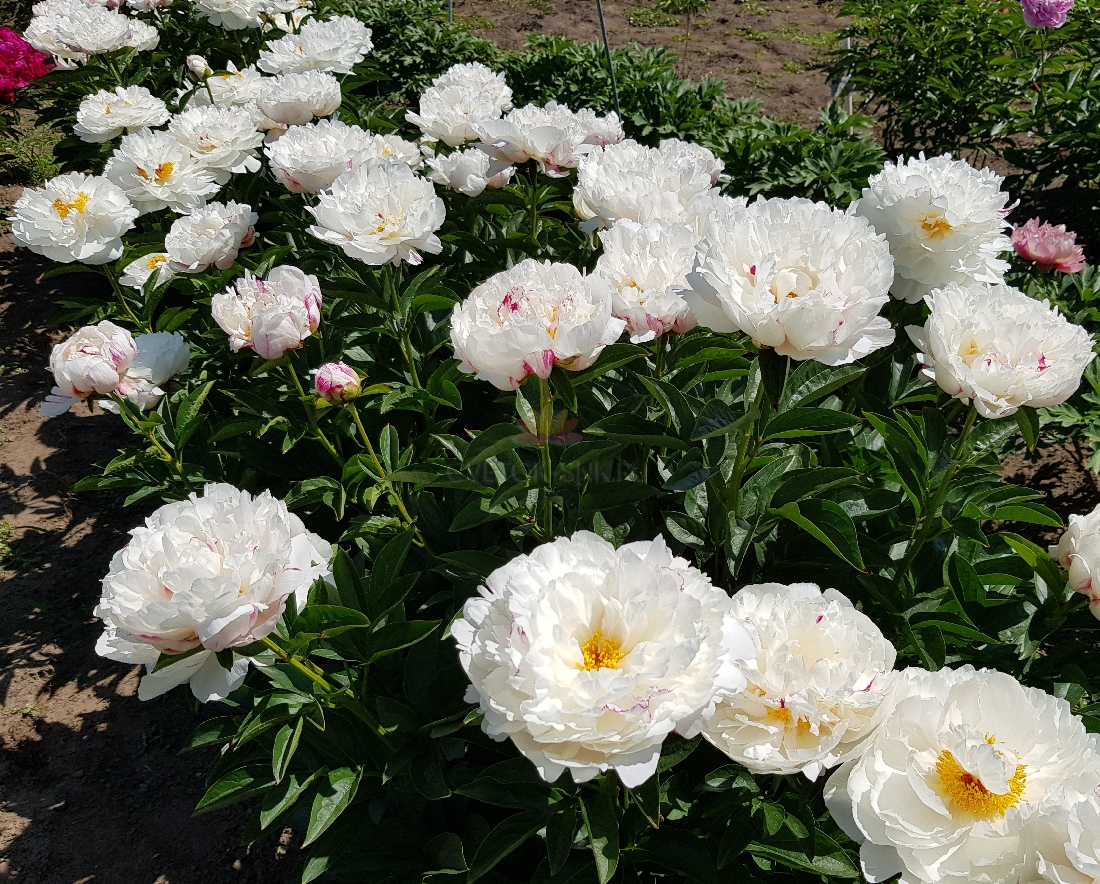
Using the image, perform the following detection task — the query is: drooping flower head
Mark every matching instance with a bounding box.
[425,146,514,197]
[1020,0,1074,27]
[73,85,170,143]
[595,219,699,343]
[0,27,53,102]
[307,163,445,266]
[10,171,138,264]
[906,281,1094,418]
[47,320,137,406]
[824,667,1100,884]
[104,128,221,215]
[450,259,627,390]
[257,14,372,74]
[94,483,332,702]
[211,265,322,359]
[168,105,264,183]
[686,196,896,365]
[1050,502,1100,620]
[854,153,1013,303]
[313,362,361,403]
[1012,217,1086,273]
[453,532,755,786]
[702,583,897,781]
[164,200,257,272]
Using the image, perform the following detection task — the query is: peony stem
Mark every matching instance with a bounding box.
[110,392,189,484]
[386,265,422,389]
[102,267,148,331]
[537,375,555,540]
[286,361,343,467]
[727,378,766,515]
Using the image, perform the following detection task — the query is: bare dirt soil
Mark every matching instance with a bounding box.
[453,0,843,126]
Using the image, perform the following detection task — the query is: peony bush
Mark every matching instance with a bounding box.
[7,1,1100,882]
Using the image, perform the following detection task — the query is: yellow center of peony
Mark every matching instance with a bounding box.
[104,105,112,114]
[53,192,89,219]
[936,741,1026,817]
[578,631,624,670]
[136,162,175,184]
[145,255,168,269]
[767,704,793,725]
[921,215,953,238]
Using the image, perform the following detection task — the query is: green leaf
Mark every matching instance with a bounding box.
[580,481,661,512]
[762,408,862,440]
[369,530,415,617]
[272,717,304,783]
[546,803,578,874]
[303,767,361,847]
[174,380,214,451]
[567,343,645,384]
[747,840,859,878]
[463,423,524,468]
[757,348,789,407]
[781,362,866,409]
[467,811,550,882]
[260,768,324,830]
[182,716,237,751]
[580,788,619,884]
[586,413,687,449]
[1015,406,1041,452]
[773,500,865,570]
[362,620,439,663]
[691,400,759,440]
[194,764,274,814]
[284,476,346,518]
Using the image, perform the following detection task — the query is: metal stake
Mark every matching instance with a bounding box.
[595,0,621,118]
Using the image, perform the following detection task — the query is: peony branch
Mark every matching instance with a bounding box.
[536,375,555,540]
[286,359,344,467]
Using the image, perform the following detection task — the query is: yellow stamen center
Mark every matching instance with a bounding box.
[136,162,175,184]
[53,192,89,219]
[935,747,1026,817]
[578,631,624,671]
[921,216,953,238]
[145,255,167,269]
[767,704,793,725]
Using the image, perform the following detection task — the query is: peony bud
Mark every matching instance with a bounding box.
[313,362,361,403]
[1011,217,1086,273]
[186,54,212,80]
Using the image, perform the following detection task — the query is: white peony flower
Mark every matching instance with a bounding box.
[686,196,896,365]
[255,70,341,127]
[307,163,444,266]
[10,171,138,264]
[574,107,626,147]
[406,85,508,148]
[190,62,264,108]
[824,667,1100,884]
[42,320,137,416]
[120,251,174,290]
[659,137,724,185]
[701,582,896,781]
[211,265,322,359]
[257,14,372,74]
[264,118,372,193]
[164,200,257,272]
[573,139,719,230]
[192,0,263,29]
[595,219,699,343]
[94,483,333,702]
[168,105,263,183]
[1022,792,1100,884]
[73,86,170,143]
[1050,503,1100,620]
[450,259,627,390]
[105,331,190,411]
[683,191,750,238]
[104,129,221,215]
[425,146,514,196]
[126,0,172,10]
[431,61,512,111]
[906,282,1093,419]
[453,532,755,787]
[359,132,423,171]
[475,102,619,178]
[24,0,158,64]
[855,153,1013,303]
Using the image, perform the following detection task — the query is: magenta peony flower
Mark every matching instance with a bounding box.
[0,28,53,103]
[1012,217,1086,273]
[1019,0,1074,28]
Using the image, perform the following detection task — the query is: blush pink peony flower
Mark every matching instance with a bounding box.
[312,362,361,403]
[0,27,53,103]
[1020,0,1074,27]
[1012,217,1086,273]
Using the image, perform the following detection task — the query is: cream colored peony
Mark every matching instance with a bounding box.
[453,532,755,786]
[10,171,138,264]
[450,259,627,390]
[425,146,514,196]
[475,102,619,177]
[73,86,170,143]
[264,119,374,193]
[45,320,137,413]
[24,0,158,65]
[307,163,444,266]
[701,583,896,781]
[906,282,1093,419]
[1022,792,1100,884]
[257,14,372,74]
[595,219,699,343]
[120,252,174,290]
[824,667,1100,884]
[406,84,508,148]
[855,153,1013,303]
[164,201,257,272]
[168,105,264,183]
[255,70,341,127]
[190,62,263,109]
[431,61,512,112]
[686,197,896,365]
[104,331,191,412]
[211,265,322,359]
[1050,503,1100,620]
[94,484,332,702]
[104,129,221,215]
[658,137,724,185]
[573,139,719,230]
[192,0,263,28]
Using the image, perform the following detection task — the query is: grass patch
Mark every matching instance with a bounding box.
[782,60,805,73]
[453,12,496,29]
[627,5,679,26]
[0,114,61,186]
[727,25,839,50]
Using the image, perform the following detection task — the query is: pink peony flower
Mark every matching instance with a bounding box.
[1011,217,1086,273]
[0,28,53,103]
[1019,0,1074,28]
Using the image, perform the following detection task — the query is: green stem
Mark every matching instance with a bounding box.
[537,375,555,540]
[287,362,343,466]
[110,393,189,485]
[104,268,147,330]
[727,381,766,515]
[260,636,394,752]
[386,266,422,389]
[529,169,539,244]
[653,336,667,379]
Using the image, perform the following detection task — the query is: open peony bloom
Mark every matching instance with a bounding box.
[189,62,263,109]
[104,331,191,412]
[211,265,322,359]
[312,362,361,403]
[23,0,158,66]
[1020,0,1074,27]
[659,137,724,186]
[257,14,372,74]
[307,163,444,266]
[192,0,264,29]
[425,146,514,196]
[120,252,174,290]
[44,320,137,417]
[104,129,220,215]
[10,171,138,264]
[1050,503,1100,620]
[906,281,1094,418]
[406,62,513,147]
[265,119,376,193]
[164,200,256,272]
[573,138,720,230]
[94,484,333,702]
[0,27,53,103]
[855,153,1013,303]
[74,85,169,143]
[453,532,755,787]
[1012,217,1085,273]
[595,219,699,343]
[168,105,264,183]
[432,61,512,111]
[1022,792,1100,884]
[686,196,896,365]
[450,259,627,390]
[701,583,897,781]
[256,70,341,127]
[824,666,1100,884]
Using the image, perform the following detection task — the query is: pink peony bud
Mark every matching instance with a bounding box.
[1019,0,1074,28]
[1011,217,1086,273]
[313,362,361,403]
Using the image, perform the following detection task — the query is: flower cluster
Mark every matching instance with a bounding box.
[0,26,53,102]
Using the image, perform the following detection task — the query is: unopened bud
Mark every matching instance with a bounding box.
[186,55,212,80]
[313,362,361,403]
